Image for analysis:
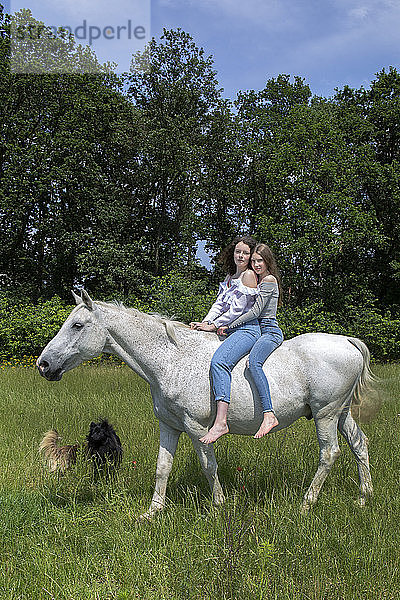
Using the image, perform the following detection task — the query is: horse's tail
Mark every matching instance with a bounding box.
[347,337,381,422]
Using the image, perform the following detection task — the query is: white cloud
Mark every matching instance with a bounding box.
[284,1,400,78]
[348,6,370,19]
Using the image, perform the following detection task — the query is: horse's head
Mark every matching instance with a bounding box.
[37,290,108,381]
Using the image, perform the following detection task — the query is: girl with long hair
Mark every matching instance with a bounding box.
[190,235,260,443]
[220,242,283,438]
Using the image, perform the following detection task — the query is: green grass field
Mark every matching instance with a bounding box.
[0,363,399,600]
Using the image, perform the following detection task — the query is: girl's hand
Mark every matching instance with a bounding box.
[190,322,217,332]
[217,326,228,336]
[197,322,217,332]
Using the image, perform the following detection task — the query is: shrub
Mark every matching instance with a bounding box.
[1,284,399,363]
[278,301,400,361]
[137,269,217,324]
[0,294,72,362]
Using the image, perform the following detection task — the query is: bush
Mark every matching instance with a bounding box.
[0,294,72,362]
[279,302,347,339]
[135,269,217,324]
[340,303,400,361]
[279,301,400,361]
[1,284,399,363]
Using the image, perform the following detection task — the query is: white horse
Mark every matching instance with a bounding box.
[37,290,377,518]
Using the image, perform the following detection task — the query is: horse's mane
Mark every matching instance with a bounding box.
[75,299,213,345]
[95,301,191,345]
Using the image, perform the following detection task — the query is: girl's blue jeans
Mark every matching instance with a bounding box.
[248,318,283,412]
[210,320,260,405]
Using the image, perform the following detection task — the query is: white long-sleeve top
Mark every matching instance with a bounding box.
[202,275,258,328]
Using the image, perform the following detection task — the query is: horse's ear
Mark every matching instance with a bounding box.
[81,289,95,311]
[72,290,82,305]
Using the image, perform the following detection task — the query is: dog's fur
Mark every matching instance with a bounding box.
[39,419,122,474]
[86,419,123,473]
[39,429,79,472]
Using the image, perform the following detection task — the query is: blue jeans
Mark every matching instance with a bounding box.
[210,320,261,404]
[248,318,283,413]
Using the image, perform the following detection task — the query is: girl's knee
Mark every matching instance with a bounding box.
[210,355,228,374]
[247,359,262,375]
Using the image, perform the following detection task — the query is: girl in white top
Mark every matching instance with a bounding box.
[218,243,283,437]
[190,236,260,443]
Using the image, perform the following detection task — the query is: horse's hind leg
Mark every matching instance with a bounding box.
[140,421,181,521]
[302,416,341,513]
[338,408,372,506]
[191,438,225,506]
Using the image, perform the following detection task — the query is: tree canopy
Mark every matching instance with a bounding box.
[1,6,399,325]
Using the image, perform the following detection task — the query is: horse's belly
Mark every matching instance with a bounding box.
[227,354,309,435]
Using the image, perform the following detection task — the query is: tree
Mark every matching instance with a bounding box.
[235,76,384,310]
[334,67,400,309]
[0,8,139,299]
[126,29,224,275]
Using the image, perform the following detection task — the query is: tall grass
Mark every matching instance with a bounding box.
[0,363,398,600]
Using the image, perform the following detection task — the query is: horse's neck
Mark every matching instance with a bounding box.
[102,306,175,385]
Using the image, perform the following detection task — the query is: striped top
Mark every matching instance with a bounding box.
[228,280,279,329]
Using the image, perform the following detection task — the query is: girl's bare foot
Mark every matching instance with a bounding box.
[254,413,278,438]
[200,401,229,444]
[200,424,229,444]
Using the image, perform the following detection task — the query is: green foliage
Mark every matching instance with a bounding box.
[279,302,347,339]
[235,79,387,311]
[340,303,400,361]
[0,9,139,301]
[278,301,400,361]
[142,268,217,323]
[126,28,225,275]
[0,293,71,361]
[9,8,113,73]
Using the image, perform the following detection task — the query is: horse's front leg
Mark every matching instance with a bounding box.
[191,437,225,506]
[140,421,181,521]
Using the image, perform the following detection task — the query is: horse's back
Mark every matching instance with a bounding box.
[282,333,364,374]
[274,332,364,409]
[229,332,364,433]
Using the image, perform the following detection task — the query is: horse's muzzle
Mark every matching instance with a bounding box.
[37,359,64,381]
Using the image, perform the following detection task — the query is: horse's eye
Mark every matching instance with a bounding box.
[72,322,83,329]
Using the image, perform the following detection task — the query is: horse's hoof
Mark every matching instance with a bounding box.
[301,502,312,515]
[138,510,157,522]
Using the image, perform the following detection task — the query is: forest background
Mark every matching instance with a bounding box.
[0,7,399,362]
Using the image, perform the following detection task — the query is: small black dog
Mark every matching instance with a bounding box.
[86,418,123,473]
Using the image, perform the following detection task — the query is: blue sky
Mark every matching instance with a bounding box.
[152,0,400,100]
[6,0,400,97]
